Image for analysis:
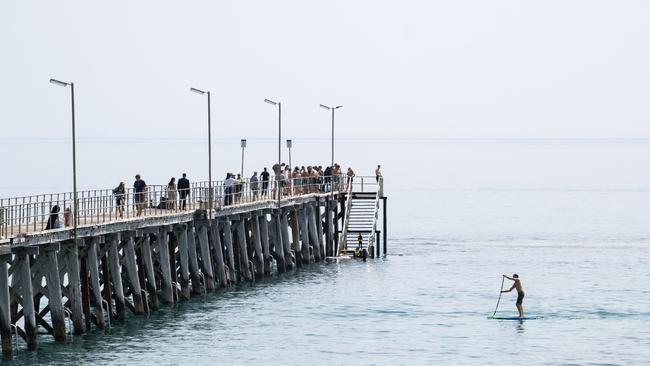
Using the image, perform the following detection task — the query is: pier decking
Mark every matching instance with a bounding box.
[0,175,386,355]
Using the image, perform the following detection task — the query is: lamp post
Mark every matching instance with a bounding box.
[49,78,78,237]
[286,139,292,170]
[190,87,213,224]
[264,99,281,206]
[240,139,247,177]
[319,104,342,193]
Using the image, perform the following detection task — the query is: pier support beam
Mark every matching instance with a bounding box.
[197,225,215,290]
[157,228,174,305]
[175,225,191,300]
[140,236,159,311]
[222,220,237,283]
[315,203,325,259]
[272,212,286,272]
[123,236,144,315]
[326,199,333,257]
[251,213,265,276]
[210,223,228,287]
[0,256,12,355]
[44,244,67,340]
[259,213,272,275]
[64,241,85,333]
[289,209,302,267]
[236,218,252,281]
[280,211,294,268]
[186,225,202,294]
[108,235,126,321]
[299,206,311,264]
[88,238,105,330]
[308,204,322,261]
[16,250,37,350]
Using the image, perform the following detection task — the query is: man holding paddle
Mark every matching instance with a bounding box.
[501,274,525,318]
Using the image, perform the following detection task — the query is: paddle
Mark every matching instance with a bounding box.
[491,275,505,318]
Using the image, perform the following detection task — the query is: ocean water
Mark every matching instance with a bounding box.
[2,139,650,365]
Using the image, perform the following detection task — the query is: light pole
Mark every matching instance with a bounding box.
[190,87,213,224]
[319,104,342,193]
[264,99,281,206]
[286,139,292,170]
[50,78,78,237]
[240,139,247,177]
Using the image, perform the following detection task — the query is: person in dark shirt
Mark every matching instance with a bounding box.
[178,173,190,210]
[133,174,147,216]
[260,168,270,197]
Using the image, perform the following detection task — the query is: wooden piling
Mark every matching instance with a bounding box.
[100,246,113,320]
[289,209,302,267]
[108,235,126,321]
[258,213,272,275]
[280,211,294,268]
[308,204,322,261]
[175,225,191,299]
[43,244,67,340]
[64,242,85,333]
[0,256,12,355]
[210,223,228,287]
[16,250,37,349]
[222,220,238,283]
[139,235,159,311]
[197,225,215,289]
[315,202,325,259]
[272,212,286,272]
[236,219,252,281]
[157,228,174,305]
[88,238,105,329]
[123,236,145,315]
[250,213,265,276]
[299,206,311,264]
[186,224,203,294]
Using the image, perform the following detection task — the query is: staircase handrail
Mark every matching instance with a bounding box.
[338,176,355,253]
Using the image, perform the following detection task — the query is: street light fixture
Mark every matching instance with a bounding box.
[320,104,343,256]
[264,98,281,206]
[190,87,213,224]
[240,139,247,176]
[49,78,78,238]
[286,139,292,170]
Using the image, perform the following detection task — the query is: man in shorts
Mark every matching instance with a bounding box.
[133,174,147,216]
[501,274,525,318]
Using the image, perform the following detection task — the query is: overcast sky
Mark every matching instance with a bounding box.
[2,1,649,142]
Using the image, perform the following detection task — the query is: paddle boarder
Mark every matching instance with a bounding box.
[501,274,524,318]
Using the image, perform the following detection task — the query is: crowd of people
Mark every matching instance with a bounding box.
[109,163,379,214]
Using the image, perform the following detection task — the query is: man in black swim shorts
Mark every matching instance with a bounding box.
[502,274,525,318]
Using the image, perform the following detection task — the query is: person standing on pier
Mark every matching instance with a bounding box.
[261,167,270,197]
[112,182,126,218]
[134,174,147,216]
[167,177,177,210]
[375,165,382,182]
[178,173,190,210]
[250,171,259,201]
[501,274,525,318]
[224,173,236,206]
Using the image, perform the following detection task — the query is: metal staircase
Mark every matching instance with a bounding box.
[339,177,383,254]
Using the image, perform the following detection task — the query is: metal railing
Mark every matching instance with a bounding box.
[0,174,350,239]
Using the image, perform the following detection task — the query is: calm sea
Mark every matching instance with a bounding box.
[2,139,650,365]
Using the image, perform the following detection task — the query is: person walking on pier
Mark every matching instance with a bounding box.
[375,165,382,182]
[250,171,259,201]
[134,174,147,216]
[261,167,270,197]
[112,182,126,218]
[178,173,190,210]
[45,205,61,230]
[167,177,177,210]
[501,274,525,318]
[224,173,236,206]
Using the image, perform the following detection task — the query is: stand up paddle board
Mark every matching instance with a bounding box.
[488,316,541,320]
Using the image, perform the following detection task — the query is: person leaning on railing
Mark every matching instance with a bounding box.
[112,182,126,218]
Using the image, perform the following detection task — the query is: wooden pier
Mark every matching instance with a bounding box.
[0,175,386,355]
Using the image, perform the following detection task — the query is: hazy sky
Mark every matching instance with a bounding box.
[2,1,650,195]
[2,1,649,142]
